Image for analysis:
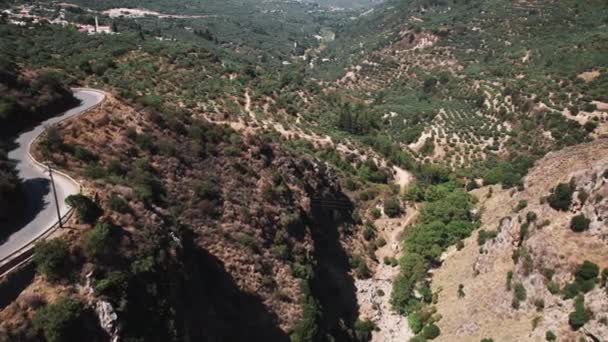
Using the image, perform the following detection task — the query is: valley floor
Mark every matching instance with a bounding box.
[356,201,418,341]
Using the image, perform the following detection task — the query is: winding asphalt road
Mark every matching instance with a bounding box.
[0,89,104,261]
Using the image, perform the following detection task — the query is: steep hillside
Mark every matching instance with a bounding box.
[433,138,608,341]
[0,92,368,341]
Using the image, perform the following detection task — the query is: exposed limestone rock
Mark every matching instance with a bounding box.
[95,300,120,342]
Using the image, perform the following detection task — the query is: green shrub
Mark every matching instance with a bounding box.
[358,160,388,184]
[94,271,127,297]
[235,232,255,248]
[514,200,528,212]
[563,282,581,299]
[370,208,381,219]
[128,159,164,205]
[353,319,375,341]
[575,261,599,282]
[193,179,221,200]
[422,323,440,339]
[83,221,114,261]
[547,281,560,295]
[408,311,424,334]
[526,211,537,223]
[290,294,321,342]
[568,295,589,330]
[547,182,574,211]
[542,268,555,281]
[578,190,589,204]
[65,194,102,224]
[107,193,129,213]
[33,297,85,342]
[545,330,556,341]
[477,229,498,246]
[363,222,375,241]
[506,271,513,291]
[356,261,371,279]
[40,127,64,155]
[83,163,106,179]
[514,283,527,302]
[383,196,401,217]
[570,214,590,232]
[33,239,70,281]
[106,159,126,176]
[74,146,98,163]
[135,133,157,152]
[519,222,530,243]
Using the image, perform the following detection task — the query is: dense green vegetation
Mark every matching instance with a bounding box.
[32,297,87,342]
[392,178,478,338]
[32,238,71,281]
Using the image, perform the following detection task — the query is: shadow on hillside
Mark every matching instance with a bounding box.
[309,191,358,340]
[0,177,50,244]
[179,240,289,342]
[0,263,35,310]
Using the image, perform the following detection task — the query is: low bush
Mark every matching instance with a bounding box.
[547,281,560,295]
[33,239,70,281]
[74,146,98,163]
[383,196,401,217]
[563,282,581,299]
[82,221,114,261]
[477,229,498,246]
[94,271,128,299]
[547,182,574,211]
[514,200,528,212]
[363,222,375,241]
[33,297,86,342]
[408,312,423,334]
[570,214,590,232]
[568,295,589,330]
[422,323,440,339]
[353,319,375,341]
[65,194,102,224]
[193,179,221,200]
[107,193,129,213]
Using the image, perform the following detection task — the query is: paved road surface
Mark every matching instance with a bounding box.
[0,89,104,260]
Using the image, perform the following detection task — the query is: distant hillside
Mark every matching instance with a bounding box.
[303,0,384,9]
